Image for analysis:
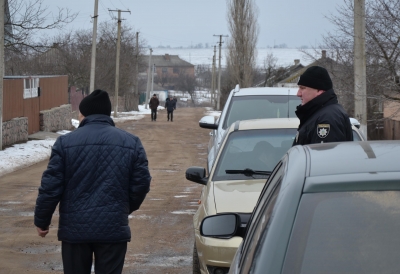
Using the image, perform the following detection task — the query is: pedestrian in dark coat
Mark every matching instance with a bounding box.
[165,94,177,122]
[149,93,160,121]
[293,66,353,146]
[34,90,151,274]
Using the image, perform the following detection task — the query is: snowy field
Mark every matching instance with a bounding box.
[151,47,317,68]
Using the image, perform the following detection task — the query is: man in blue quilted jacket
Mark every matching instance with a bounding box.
[34,89,151,274]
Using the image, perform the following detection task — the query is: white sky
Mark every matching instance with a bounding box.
[40,0,344,48]
[0,101,220,178]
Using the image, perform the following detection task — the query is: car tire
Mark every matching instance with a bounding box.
[193,242,201,274]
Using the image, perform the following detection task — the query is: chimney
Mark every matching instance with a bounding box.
[294,59,300,65]
[164,54,170,61]
[322,50,327,59]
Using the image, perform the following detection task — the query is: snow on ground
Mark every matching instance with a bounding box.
[0,104,166,177]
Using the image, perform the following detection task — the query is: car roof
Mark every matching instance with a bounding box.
[232,87,298,96]
[228,118,300,132]
[289,141,400,193]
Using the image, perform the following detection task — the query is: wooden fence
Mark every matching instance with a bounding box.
[383,119,400,140]
[3,76,68,134]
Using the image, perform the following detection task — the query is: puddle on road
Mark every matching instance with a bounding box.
[151,168,180,173]
[18,244,61,255]
[19,211,34,216]
[174,195,188,198]
[127,254,192,268]
[2,201,22,205]
[171,210,196,215]
[129,214,151,220]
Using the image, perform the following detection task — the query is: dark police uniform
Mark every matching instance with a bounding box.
[293,89,353,146]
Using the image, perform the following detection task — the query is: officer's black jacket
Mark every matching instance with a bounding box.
[293,89,353,146]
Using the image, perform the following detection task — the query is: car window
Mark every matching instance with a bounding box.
[238,162,284,273]
[352,129,362,141]
[283,191,400,274]
[213,129,296,180]
[223,95,300,129]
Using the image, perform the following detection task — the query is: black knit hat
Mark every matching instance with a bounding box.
[297,66,333,91]
[79,89,112,117]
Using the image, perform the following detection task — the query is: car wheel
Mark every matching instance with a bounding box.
[193,242,201,274]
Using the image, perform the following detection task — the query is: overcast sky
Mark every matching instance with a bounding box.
[41,0,345,48]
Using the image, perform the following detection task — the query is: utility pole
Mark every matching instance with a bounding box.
[134,32,139,108]
[211,45,216,108]
[0,0,4,150]
[354,0,367,138]
[145,48,153,109]
[89,0,99,93]
[213,34,228,111]
[151,64,155,96]
[109,9,130,118]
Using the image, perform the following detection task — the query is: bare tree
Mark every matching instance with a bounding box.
[262,53,278,87]
[6,0,77,53]
[321,0,400,139]
[226,0,259,88]
[175,70,197,105]
[5,21,147,111]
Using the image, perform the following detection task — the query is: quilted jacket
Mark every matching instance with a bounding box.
[34,114,151,243]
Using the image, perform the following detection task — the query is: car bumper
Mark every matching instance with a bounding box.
[195,230,243,272]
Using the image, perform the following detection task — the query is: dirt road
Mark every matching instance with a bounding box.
[0,107,210,273]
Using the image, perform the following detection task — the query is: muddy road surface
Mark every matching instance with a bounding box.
[0,107,211,273]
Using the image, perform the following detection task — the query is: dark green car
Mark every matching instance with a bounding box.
[201,141,400,274]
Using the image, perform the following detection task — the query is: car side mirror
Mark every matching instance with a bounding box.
[199,115,218,130]
[185,166,208,185]
[200,213,241,239]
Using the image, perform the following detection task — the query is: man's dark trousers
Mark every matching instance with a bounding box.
[151,109,157,121]
[62,242,127,274]
[167,110,173,121]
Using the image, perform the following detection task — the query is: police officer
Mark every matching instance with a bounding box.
[293,66,353,146]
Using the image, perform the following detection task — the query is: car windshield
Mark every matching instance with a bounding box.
[213,128,296,181]
[282,191,400,274]
[223,95,301,129]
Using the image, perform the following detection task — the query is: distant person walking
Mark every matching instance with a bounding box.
[149,93,160,121]
[165,94,177,122]
[293,66,353,146]
[34,89,151,274]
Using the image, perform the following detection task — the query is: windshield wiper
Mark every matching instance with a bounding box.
[225,168,272,177]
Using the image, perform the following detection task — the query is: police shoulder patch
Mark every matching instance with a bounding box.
[317,124,330,138]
